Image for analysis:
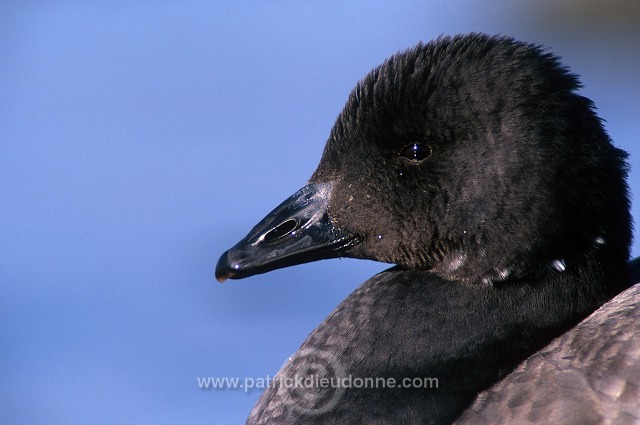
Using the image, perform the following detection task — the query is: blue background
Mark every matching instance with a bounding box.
[2,1,639,424]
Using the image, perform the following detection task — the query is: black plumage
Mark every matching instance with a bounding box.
[216,34,637,424]
[456,271,640,425]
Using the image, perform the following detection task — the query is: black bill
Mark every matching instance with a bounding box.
[215,181,359,282]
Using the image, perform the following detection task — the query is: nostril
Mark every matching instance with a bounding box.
[263,219,299,242]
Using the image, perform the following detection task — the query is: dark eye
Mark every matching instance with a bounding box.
[399,143,432,163]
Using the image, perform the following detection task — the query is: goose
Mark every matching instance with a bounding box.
[216,33,638,424]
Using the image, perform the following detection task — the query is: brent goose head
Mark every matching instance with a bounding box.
[216,33,630,288]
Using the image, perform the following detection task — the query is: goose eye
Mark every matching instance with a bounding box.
[399,143,432,162]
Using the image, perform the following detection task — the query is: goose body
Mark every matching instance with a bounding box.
[457,278,640,425]
[216,34,637,424]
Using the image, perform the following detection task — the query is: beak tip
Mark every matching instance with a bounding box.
[215,251,233,283]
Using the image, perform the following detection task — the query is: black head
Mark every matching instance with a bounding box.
[216,34,630,286]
